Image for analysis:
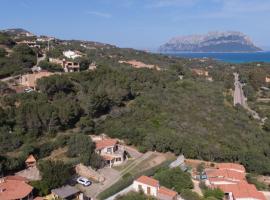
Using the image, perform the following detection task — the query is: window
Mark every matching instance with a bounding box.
[138,185,143,191]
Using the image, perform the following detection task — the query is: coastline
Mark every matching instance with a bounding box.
[159,51,270,64]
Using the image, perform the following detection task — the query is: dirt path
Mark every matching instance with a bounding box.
[192,180,203,196]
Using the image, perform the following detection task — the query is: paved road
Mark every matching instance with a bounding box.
[233,73,261,121]
[233,73,247,107]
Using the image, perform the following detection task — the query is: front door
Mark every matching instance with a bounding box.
[147,187,151,195]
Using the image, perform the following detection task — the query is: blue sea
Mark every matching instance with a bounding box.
[165,52,270,64]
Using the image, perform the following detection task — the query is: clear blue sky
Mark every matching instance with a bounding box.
[1,0,270,50]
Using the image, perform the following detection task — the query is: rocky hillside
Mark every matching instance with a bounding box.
[160,31,262,52]
[0,28,35,37]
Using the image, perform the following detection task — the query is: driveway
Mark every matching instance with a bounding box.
[76,167,120,199]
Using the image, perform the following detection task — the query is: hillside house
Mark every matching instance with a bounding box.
[191,69,209,76]
[215,182,266,200]
[36,36,55,42]
[19,71,54,89]
[63,50,82,59]
[49,58,80,72]
[88,62,97,70]
[16,40,40,48]
[206,169,245,185]
[205,163,266,200]
[265,76,270,83]
[95,139,126,167]
[133,176,177,200]
[191,68,213,81]
[0,176,33,200]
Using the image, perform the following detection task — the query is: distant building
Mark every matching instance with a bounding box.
[20,71,54,89]
[88,62,97,70]
[191,68,209,76]
[133,176,177,200]
[265,76,270,83]
[0,176,33,200]
[16,40,40,48]
[36,36,55,42]
[95,138,127,167]
[215,182,266,200]
[49,58,80,72]
[63,50,82,59]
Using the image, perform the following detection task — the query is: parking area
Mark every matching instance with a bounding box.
[75,167,121,199]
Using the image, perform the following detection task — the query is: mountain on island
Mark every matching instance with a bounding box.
[159,31,262,53]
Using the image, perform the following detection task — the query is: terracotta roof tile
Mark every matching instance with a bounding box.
[136,176,159,187]
[217,163,245,172]
[95,139,117,150]
[158,186,177,197]
[206,169,245,181]
[217,182,266,200]
[0,177,33,200]
[5,175,28,182]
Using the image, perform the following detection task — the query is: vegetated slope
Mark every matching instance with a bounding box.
[0,33,36,78]
[160,31,262,52]
[0,38,269,175]
[98,68,270,174]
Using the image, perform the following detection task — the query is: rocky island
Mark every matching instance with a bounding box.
[159,31,262,53]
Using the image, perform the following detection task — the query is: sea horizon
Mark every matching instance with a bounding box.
[159,51,270,64]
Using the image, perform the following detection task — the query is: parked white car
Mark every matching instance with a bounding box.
[77,177,92,186]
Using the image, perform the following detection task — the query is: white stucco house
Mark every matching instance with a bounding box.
[63,50,82,59]
[133,176,178,200]
[95,138,127,167]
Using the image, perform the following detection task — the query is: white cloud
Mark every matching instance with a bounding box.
[146,0,197,8]
[85,11,112,18]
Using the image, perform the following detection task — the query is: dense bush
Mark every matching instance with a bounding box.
[154,167,193,193]
[39,60,63,72]
[203,188,224,200]
[116,191,156,200]
[38,160,73,194]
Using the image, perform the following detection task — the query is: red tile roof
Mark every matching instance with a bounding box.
[217,163,245,172]
[208,177,239,185]
[158,186,177,197]
[217,182,266,200]
[95,139,117,150]
[0,177,33,200]
[206,169,245,181]
[5,175,29,183]
[136,176,159,187]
